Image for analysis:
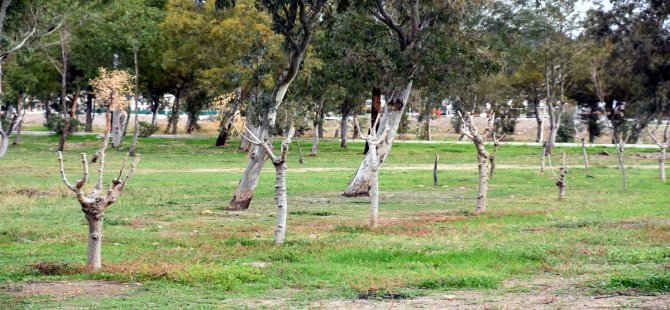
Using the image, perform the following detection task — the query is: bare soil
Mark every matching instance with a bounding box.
[2,280,136,298]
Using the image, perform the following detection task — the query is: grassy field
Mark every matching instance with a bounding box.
[1,135,669,308]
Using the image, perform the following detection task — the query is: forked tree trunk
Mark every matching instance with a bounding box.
[273,161,288,244]
[344,80,413,197]
[352,116,360,139]
[364,86,382,154]
[340,112,348,148]
[85,214,103,270]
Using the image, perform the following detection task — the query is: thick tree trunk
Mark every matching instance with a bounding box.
[111,109,123,147]
[273,162,288,245]
[344,80,413,197]
[659,148,666,182]
[85,93,94,132]
[364,87,382,154]
[85,214,103,270]
[340,112,348,148]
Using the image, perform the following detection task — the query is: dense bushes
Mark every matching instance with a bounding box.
[44,115,81,134]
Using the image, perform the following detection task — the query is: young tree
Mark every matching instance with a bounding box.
[355,117,389,228]
[459,111,494,214]
[647,123,669,182]
[548,152,568,200]
[227,0,327,210]
[234,124,295,245]
[58,68,138,270]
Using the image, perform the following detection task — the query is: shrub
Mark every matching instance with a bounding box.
[557,115,576,142]
[138,121,159,137]
[44,115,81,134]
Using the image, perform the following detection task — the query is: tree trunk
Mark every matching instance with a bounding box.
[273,161,288,245]
[616,142,627,189]
[333,127,339,138]
[171,94,180,135]
[85,93,94,132]
[0,125,7,159]
[111,108,122,147]
[57,28,69,152]
[474,144,489,214]
[150,96,159,126]
[12,95,24,145]
[368,144,379,228]
[317,107,324,139]
[533,97,544,143]
[581,138,589,172]
[128,48,141,157]
[540,143,546,174]
[489,143,499,179]
[215,95,240,147]
[340,112,348,148]
[352,115,360,139]
[433,154,438,186]
[344,80,413,197]
[425,113,432,141]
[659,148,666,182]
[85,214,103,270]
[364,86,382,154]
[239,122,257,152]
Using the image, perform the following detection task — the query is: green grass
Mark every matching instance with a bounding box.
[1,135,669,308]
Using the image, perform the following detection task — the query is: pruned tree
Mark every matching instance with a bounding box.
[489,132,505,179]
[548,152,568,200]
[227,0,327,210]
[647,123,669,182]
[459,111,493,214]
[233,124,295,245]
[355,117,389,228]
[575,126,589,172]
[58,67,139,270]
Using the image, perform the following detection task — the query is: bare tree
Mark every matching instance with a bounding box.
[308,97,324,156]
[647,123,669,182]
[234,124,295,245]
[575,126,589,172]
[459,112,493,214]
[548,152,568,200]
[614,131,631,189]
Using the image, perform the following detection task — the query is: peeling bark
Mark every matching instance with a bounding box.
[344,80,413,197]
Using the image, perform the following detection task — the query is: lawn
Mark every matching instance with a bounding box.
[1,135,669,308]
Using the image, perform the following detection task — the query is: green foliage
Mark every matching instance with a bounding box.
[138,121,159,137]
[606,274,670,293]
[43,115,82,134]
[557,114,576,142]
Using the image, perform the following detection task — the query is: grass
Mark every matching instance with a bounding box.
[0,134,669,308]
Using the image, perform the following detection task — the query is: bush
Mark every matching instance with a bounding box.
[556,115,576,142]
[138,121,159,137]
[44,115,81,134]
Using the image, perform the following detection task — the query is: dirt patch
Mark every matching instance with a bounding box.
[3,280,136,298]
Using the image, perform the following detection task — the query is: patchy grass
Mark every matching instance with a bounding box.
[1,135,669,308]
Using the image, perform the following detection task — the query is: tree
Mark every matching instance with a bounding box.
[227,0,327,210]
[548,152,568,200]
[647,123,669,182]
[459,111,495,214]
[58,68,139,270]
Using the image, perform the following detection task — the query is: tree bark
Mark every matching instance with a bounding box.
[425,113,432,141]
[581,138,589,172]
[85,214,103,270]
[340,112,349,148]
[0,124,7,159]
[308,98,323,156]
[616,139,627,189]
[659,148,666,182]
[364,86,382,154]
[352,115,360,139]
[57,28,69,152]
[12,94,24,145]
[129,48,141,157]
[369,144,379,228]
[85,93,94,132]
[344,80,413,197]
[215,91,240,147]
[533,97,544,143]
[111,108,122,147]
[475,149,489,214]
[273,161,288,245]
[171,94,180,135]
[489,143,499,179]
[433,154,438,186]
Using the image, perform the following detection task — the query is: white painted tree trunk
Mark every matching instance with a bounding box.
[659,148,666,182]
[86,214,103,270]
[369,146,379,228]
[273,161,288,245]
[344,80,413,197]
[475,147,489,214]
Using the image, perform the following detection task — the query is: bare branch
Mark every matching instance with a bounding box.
[57,151,76,191]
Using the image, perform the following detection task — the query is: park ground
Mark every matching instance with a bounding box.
[1,134,670,309]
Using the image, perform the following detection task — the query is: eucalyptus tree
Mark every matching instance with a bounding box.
[226,0,327,210]
[343,0,499,196]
